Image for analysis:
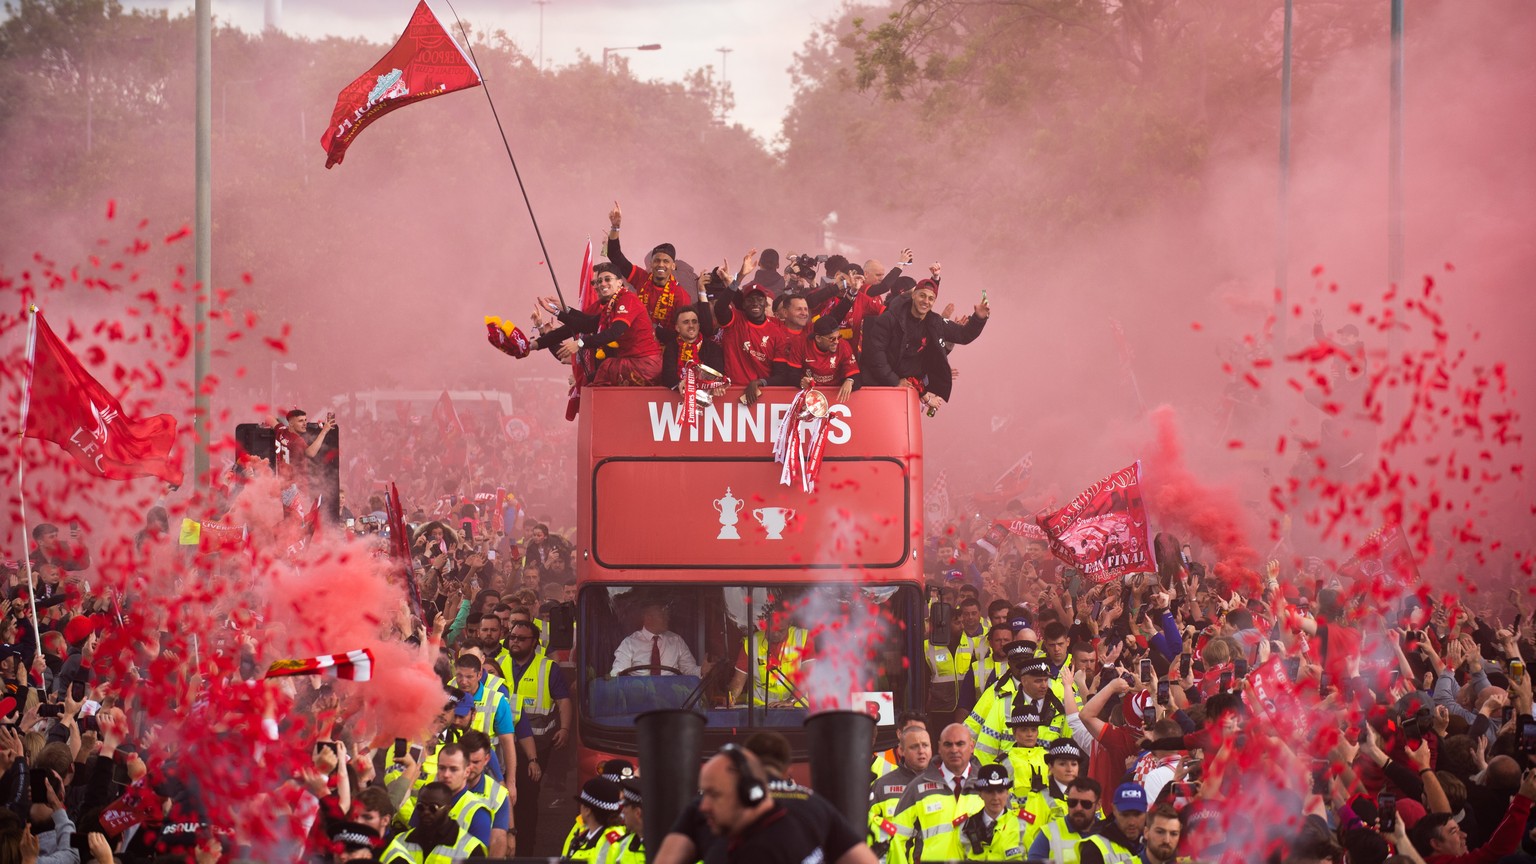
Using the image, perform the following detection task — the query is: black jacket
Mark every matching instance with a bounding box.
[659,299,725,389]
[859,293,986,400]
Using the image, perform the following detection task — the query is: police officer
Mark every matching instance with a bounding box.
[612,778,647,864]
[1025,778,1103,863]
[869,724,931,864]
[1076,782,1147,864]
[1019,740,1086,841]
[965,640,1032,761]
[999,700,1050,805]
[1011,657,1069,748]
[960,764,1027,860]
[561,776,627,862]
[888,724,985,861]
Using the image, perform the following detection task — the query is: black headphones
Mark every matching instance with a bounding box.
[719,744,766,807]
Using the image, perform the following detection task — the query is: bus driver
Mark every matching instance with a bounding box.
[610,600,701,677]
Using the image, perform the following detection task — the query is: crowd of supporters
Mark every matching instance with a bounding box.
[10,478,1533,864]
[1,213,1527,864]
[866,518,1536,863]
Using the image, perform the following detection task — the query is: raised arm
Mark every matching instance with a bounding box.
[605,201,637,277]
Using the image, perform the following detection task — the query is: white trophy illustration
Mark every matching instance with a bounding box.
[752,506,797,540]
[714,487,744,540]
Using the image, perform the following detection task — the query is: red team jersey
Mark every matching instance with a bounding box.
[780,332,860,385]
[718,315,783,385]
[600,288,662,359]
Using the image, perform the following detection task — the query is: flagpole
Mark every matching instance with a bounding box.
[15,307,43,652]
[440,0,567,308]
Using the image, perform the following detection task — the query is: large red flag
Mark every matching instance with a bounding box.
[23,311,182,485]
[320,1,483,168]
[385,482,422,622]
[431,391,466,466]
[1038,461,1155,583]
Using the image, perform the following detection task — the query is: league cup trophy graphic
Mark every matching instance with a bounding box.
[752,507,797,540]
[714,487,744,539]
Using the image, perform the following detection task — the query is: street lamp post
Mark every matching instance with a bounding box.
[533,0,549,71]
[194,0,212,486]
[270,361,298,413]
[716,46,733,122]
[602,43,661,72]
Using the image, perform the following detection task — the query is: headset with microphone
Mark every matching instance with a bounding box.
[719,744,767,807]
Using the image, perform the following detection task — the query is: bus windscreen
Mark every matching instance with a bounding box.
[580,582,921,733]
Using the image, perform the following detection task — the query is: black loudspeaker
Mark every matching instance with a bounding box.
[804,709,876,833]
[635,709,705,862]
[234,422,340,523]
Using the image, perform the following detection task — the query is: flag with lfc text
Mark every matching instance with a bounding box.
[320,0,482,168]
[1038,461,1155,583]
[23,311,182,485]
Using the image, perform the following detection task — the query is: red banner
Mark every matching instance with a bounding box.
[432,391,467,466]
[23,311,182,485]
[975,517,1048,555]
[1338,524,1420,600]
[1244,657,1309,742]
[320,0,483,168]
[583,388,916,570]
[178,518,250,554]
[385,482,421,622]
[1038,461,1155,583]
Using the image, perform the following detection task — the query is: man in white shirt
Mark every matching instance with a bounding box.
[610,600,701,677]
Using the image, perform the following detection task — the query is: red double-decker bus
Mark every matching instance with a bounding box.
[573,385,927,769]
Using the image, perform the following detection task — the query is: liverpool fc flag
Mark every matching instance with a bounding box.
[320,0,483,167]
[22,310,182,485]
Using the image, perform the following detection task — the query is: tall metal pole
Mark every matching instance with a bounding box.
[1388,0,1405,291]
[533,0,548,71]
[1274,0,1293,350]
[716,46,733,123]
[194,0,212,485]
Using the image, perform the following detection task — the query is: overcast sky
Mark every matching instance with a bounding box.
[119,0,845,144]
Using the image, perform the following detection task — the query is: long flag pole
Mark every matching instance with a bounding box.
[441,0,567,309]
[16,307,45,652]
